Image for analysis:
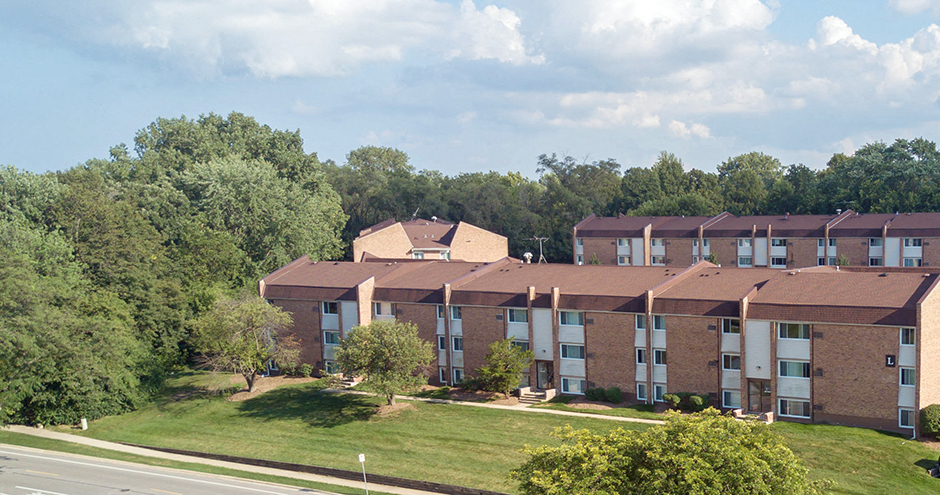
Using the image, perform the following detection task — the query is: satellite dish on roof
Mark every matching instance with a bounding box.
[523,252,533,264]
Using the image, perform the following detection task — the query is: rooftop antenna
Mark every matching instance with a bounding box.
[410,207,420,221]
[530,236,548,264]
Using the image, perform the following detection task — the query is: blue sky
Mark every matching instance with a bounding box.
[2,0,939,177]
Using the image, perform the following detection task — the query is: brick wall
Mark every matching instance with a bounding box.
[812,324,898,424]
[666,316,720,398]
[835,237,870,266]
[918,282,940,415]
[923,238,940,267]
[461,306,507,378]
[581,238,618,265]
[788,238,818,269]
[710,238,738,267]
[585,312,636,391]
[451,223,509,262]
[273,299,323,367]
[666,238,693,266]
[397,303,442,383]
[353,223,413,261]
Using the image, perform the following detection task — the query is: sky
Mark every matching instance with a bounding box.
[2,0,940,177]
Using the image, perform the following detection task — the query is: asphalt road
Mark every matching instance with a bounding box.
[0,445,340,495]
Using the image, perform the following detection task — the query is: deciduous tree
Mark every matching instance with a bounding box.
[476,338,535,397]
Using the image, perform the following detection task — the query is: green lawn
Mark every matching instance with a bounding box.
[53,372,940,494]
[531,395,663,420]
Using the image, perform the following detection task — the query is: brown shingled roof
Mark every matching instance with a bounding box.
[575,215,662,237]
[261,257,404,300]
[400,218,456,249]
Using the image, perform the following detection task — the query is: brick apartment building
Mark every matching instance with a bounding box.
[261,257,940,436]
[352,217,508,262]
[573,210,940,269]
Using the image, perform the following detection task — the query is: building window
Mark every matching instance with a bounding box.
[654,384,667,402]
[636,348,647,364]
[869,238,883,247]
[324,331,340,345]
[869,257,884,267]
[438,335,447,350]
[779,360,811,378]
[561,377,587,395]
[509,309,528,323]
[437,305,445,319]
[635,314,646,331]
[453,337,463,352]
[576,238,583,246]
[904,258,923,267]
[722,354,741,370]
[829,238,837,247]
[723,390,741,408]
[817,257,826,266]
[900,408,916,429]
[901,367,915,386]
[576,255,584,265]
[901,327,915,346]
[324,360,338,374]
[618,255,631,265]
[738,257,753,267]
[617,238,630,248]
[559,311,584,326]
[374,302,395,316]
[692,256,700,263]
[650,255,666,266]
[439,367,447,382]
[637,383,648,401]
[654,349,667,366]
[653,315,666,331]
[722,318,741,334]
[561,344,585,360]
[771,257,788,267]
[412,251,425,260]
[904,238,923,247]
[779,398,811,418]
[441,251,451,260]
[651,238,665,247]
[827,256,837,266]
[453,368,464,383]
[779,323,810,340]
[771,238,787,247]
[322,301,338,315]
[451,306,462,320]
[693,239,710,247]
[738,238,752,247]
[817,238,825,248]
[512,340,530,352]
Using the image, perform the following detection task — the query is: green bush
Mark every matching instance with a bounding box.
[298,363,314,377]
[922,404,940,436]
[605,387,623,404]
[663,393,681,408]
[585,387,606,401]
[280,362,297,376]
[688,395,709,412]
[459,376,485,391]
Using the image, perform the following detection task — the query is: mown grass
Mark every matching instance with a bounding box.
[531,395,663,420]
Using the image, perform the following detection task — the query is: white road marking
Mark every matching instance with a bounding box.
[0,449,292,495]
[15,487,70,495]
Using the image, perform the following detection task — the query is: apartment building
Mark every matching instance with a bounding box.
[260,257,940,436]
[573,210,940,269]
[352,217,508,262]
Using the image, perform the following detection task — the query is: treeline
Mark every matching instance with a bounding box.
[2,111,938,424]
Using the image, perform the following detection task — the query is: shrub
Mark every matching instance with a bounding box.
[688,395,709,412]
[458,376,485,392]
[585,387,606,401]
[663,393,681,409]
[922,404,940,436]
[605,387,623,404]
[280,362,297,376]
[298,363,314,377]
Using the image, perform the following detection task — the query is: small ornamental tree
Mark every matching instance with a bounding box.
[476,337,535,396]
[335,319,434,406]
[512,408,829,495]
[191,294,299,393]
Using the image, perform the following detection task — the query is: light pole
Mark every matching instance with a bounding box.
[359,453,369,495]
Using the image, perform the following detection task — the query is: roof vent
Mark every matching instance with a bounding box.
[836,209,842,215]
[785,212,789,219]
[431,216,438,222]
[924,273,931,278]
[879,272,888,277]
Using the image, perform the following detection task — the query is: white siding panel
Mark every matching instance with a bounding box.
[745,320,771,379]
[533,309,553,360]
[636,364,647,382]
[635,328,646,347]
[321,314,339,331]
[652,365,667,383]
[720,333,740,353]
[341,302,358,335]
[777,377,811,399]
[438,349,447,364]
[451,319,462,336]
[437,318,445,335]
[559,325,585,344]
[631,239,644,266]
[754,238,768,266]
[452,352,464,368]
[777,339,811,360]
[560,359,586,377]
[886,238,902,266]
[508,322,528,341]
[652,331,667,349]
[899,346,916,367]
[324,345,337,361]
[899,386,916,407]
[721,370,741,390]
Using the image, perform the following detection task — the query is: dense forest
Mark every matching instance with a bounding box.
[2,112,938,424]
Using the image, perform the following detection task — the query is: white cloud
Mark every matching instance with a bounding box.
[814,16,877,53]
[890,0,940,15]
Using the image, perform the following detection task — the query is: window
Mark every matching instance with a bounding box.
[723,390,741,408]
[779,323,810,340]
[829,238,837,247]
[412,251,425,259]
[771,238,787,247]
[509,308,528,323]
[692,256,700,263]
[374,302,395,316]
[779,360,811,378]
[617,238,630,248]
[437,305,445,319]
[453,337,463,352]
[576,255,584,265]
[651,238,665,247]
[322,301,338,315]
[817,257,826,266]
[904,258,923,267]
[650,255,665,266]
[869,257,884,267]
[636,348,647,364]
[439,367,447,382]
[738,257,753,267]
[453,368,464,383]
[438,335,447,350]
[722,318,741,334]
[738,238,752,247]
[654,349,667,366]
[771,257,788,267]
[779,398,811,418]
[618,255,631,265]
[562,378,587,395]
[324,360,338,374]
[635,314,647,331]
[901,327,915,346]
[693,239,710,247]
[451,306,462,320]
[637,383,648,401]
[561,344,585,360]
[324,331,340,345]
[441,251,451,260]
[654,384,667,402]
[722,354,741,370]
[653,315,666,331]
[817,239,825,248]
[827,256,837,266]
[559,311,584,326]
[904,238,923,247]
[576,238,584,246]
[900,408,916,429]
[869,238,883,247]
[512,340,530,352]
[901,367,915,386]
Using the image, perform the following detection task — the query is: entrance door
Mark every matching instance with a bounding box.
[748,380,771,412]
[536,361,553,389]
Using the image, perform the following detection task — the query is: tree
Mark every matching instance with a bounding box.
[335,319,434,405]
[511,408,828,495]
[191,294,299,393]
[476,338,535,396]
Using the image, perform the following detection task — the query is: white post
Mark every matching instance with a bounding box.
[80,418,88,430]
[358,453,369,495]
